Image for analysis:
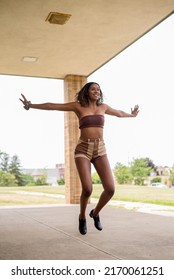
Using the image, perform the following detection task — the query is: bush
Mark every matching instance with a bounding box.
[0,169,17,186]
[92,172,101,184]
[134,177,144,186]
[151,177,162,183]
[22,174,35,186]
[35,175,48,186]
[57,178,65,185]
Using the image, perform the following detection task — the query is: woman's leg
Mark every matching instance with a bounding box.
[92,156,115,217]
[75,157,92,219]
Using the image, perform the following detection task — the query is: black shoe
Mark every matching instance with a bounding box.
[79,218,87,235]
[89,209,103,231]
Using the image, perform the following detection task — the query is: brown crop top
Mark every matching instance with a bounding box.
[79,115,104,129]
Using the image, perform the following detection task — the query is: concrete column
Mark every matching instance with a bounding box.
[64,75,87,204]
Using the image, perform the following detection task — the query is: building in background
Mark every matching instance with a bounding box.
[23,163,65,186]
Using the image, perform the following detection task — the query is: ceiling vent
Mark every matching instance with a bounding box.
[22,56,38,62]
[46,12,71,25]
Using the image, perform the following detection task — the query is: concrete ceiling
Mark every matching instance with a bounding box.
[0,0,173,79]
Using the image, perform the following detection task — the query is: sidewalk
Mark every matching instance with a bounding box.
[0,204,174,260]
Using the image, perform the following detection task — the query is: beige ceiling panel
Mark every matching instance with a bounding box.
[0,0,173,78]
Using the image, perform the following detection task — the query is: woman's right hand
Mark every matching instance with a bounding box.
[19,94,31,110]
[19,94,28,105]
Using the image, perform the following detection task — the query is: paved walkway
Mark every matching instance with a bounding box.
[106,199,174,217]
[0,203,174,260]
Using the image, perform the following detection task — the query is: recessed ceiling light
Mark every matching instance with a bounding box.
[46,12,71,25]
[22,56,38,62]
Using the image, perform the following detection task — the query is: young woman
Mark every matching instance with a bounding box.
[20,82,139,235]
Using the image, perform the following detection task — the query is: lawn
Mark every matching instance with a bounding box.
[0,184,174,206]
[96,184,174,206]
[0,185,65,206]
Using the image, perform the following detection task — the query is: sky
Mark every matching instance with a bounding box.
[0,14,174,169]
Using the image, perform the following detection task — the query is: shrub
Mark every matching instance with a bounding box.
[0,170,17,186]
[92,172,101,184]
[57,178,65,185]
[151,177,162,183]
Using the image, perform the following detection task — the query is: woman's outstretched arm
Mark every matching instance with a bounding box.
[105,104,139,118]
[19,94,77,111]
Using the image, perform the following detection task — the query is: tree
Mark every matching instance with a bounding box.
[144,157,157,173]
[8,155,25,186]
[169,173,174,186]
[114,162,133,184]
[92,172,101,184]
[0,151,9,172]
[130,158,152,185]
[169,165,174,186]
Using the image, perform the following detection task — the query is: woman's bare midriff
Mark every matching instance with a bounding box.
[79,127,104,140]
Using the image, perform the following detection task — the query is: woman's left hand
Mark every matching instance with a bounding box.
[131,105,139,117]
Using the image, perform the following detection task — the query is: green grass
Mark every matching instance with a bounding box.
[0,185,65,206]
[93,184,174,207]
[0,184,174,207]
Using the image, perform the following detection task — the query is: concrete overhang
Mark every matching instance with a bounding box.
[0,0,173,79]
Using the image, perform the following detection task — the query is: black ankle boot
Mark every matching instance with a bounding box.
[89,209,103,231]
[79,218,87,235]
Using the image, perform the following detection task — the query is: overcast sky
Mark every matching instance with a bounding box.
[0,14,173,169]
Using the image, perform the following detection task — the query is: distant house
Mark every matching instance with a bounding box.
[22,163,65,186]
[156,166,171,176]
[31,169,44,180]
[148,166,172,187]
[56,163,65,178]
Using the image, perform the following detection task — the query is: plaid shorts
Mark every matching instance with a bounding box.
[74,138,107,163]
